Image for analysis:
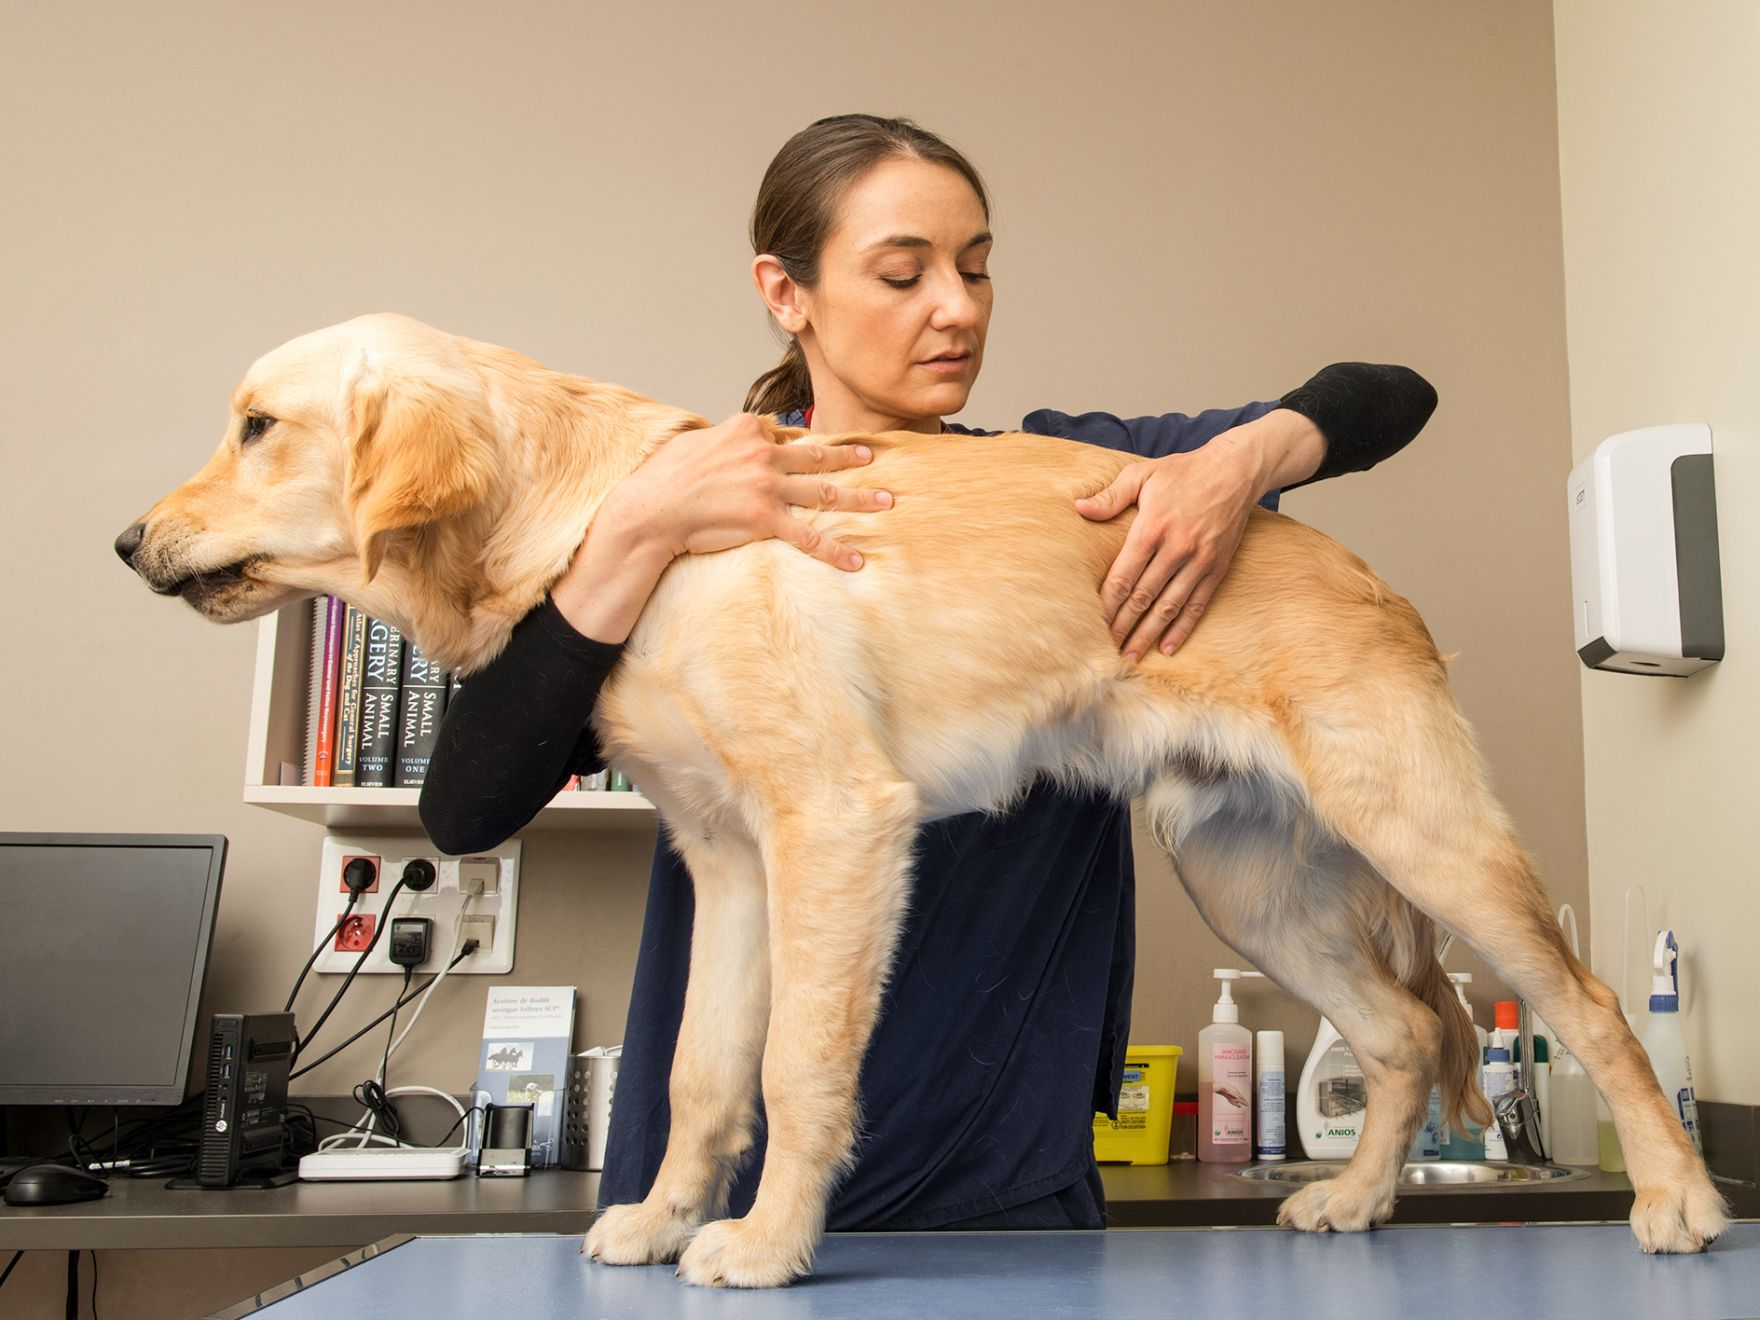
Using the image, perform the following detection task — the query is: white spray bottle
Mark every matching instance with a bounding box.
[1197,969,1254,1163]
[1640,930,1702,1155]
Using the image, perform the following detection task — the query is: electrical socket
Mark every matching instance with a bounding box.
[339,853,380,893]
[458,915,496,956]
[312,836,519,975]
[335,912,376,953]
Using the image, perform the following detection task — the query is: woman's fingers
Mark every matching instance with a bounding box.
[1099,525,1170,644]
[781,474,893,512]
[1121,559,1216,660]
[776,441,874,473]
[768,509,866,572]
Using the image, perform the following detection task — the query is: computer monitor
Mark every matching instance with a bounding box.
[0,832,225,1106]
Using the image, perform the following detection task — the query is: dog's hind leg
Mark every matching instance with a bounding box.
[1148,775,1441,1232]
[585,831,770,1266]
[1295,676,1729,1253]
[675,777,920,1288]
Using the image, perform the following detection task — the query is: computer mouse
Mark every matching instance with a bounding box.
[2,1163,110,1205]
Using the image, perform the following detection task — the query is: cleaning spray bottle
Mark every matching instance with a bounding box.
[1439,973,1487,1160]
[1297,1017,1366,1159]
[1197,970,1254,1163]
[1640,930,1702,1155]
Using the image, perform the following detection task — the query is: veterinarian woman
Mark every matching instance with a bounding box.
[422,115,1437,1231]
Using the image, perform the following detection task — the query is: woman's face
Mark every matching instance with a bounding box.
[793,156,993,431]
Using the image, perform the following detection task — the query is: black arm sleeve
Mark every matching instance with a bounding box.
[418,598,623,855]
[1274,362,1438,489]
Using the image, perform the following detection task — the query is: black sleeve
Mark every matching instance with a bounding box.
[418,598,623,855]
[1274,362,1438,490]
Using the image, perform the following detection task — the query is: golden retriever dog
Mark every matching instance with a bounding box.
[119,314,1727,1286]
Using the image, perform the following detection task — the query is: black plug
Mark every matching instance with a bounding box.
[400,859,438,892]
[342,857,378,893]
[389,917,433,968]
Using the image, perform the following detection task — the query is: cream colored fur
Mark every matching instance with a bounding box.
[124,314,1728,1286]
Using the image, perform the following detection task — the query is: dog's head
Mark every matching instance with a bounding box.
[117,312,501,629]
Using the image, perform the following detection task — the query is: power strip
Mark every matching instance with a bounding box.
[298,1147,469,1180]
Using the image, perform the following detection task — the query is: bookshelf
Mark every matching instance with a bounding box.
[244,604,659,834]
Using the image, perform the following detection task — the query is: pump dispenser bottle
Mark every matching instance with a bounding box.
[1198,970,1253,1163]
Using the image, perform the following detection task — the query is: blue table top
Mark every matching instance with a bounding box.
[229,1222,1760,1320]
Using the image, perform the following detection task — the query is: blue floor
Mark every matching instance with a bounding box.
[243,1222,1760,1320]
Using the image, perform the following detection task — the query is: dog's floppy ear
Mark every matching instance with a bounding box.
[345,351,497,582]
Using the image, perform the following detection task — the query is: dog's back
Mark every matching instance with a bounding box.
[602,429,1446,826]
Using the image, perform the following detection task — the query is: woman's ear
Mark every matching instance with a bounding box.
[344,354,497,583]
[753,254,809,335]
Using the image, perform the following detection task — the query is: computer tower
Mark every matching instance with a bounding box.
[196,1012,296,1187]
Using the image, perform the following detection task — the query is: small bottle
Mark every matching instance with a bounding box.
[1255,1030,1286,1161]
[1481,1046,1516,1160]
[1197,970,1253,1163]
[1640,930,1702,1154]
[1492,1001,1523,1087]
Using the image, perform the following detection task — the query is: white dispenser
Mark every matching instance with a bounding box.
[1640,930,1702,1154]
[1567,422,1723,675]
[1296,1017,1365,1159]
[1197,970,1253,1163]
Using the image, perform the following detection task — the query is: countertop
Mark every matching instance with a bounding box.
[6,1158,1732,1252]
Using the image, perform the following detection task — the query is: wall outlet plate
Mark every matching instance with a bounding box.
[311,835,519,975]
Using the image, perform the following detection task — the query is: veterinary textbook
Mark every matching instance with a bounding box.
[477,986,577,1168]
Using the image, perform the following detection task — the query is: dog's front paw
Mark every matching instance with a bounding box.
[674,1216,813,1288]
[582,1201,696,1266]
[1275,1178,1394,1234]
[1630,1177,1730,1254]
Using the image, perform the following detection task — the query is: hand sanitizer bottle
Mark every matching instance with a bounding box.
[1198,970,1253,1163]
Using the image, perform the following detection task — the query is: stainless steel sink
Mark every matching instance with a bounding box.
[1237,1160,1588,1186]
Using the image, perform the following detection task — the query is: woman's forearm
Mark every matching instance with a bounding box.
[548,501,677,645]
[1216,408,1327,501]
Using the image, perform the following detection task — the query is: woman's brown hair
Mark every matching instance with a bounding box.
[743,115,990,417]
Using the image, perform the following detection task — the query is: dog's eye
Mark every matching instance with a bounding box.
[241,415,275,445]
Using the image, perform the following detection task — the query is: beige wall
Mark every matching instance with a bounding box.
[1553,1,1760,1104]
[2,0,1585,1307]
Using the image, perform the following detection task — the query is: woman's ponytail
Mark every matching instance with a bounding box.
[744,339,812,417]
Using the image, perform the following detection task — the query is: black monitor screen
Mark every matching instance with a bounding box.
[0,833,225,1105]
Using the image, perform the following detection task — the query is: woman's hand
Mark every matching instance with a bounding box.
[551,413,890,644]
[1074,410,1325,658]
[609,412,890,568]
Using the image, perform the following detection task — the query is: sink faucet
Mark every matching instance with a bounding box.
[1494,1088,1548,1164]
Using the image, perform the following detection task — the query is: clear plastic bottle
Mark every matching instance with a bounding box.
[1546,1042,1599,1164]
[1198,970,1253,1163]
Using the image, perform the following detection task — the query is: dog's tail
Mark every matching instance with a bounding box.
[1370,894,1492,1138]
[1405,940,1493,1138]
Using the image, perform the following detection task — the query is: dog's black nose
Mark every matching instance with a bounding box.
[114,523,146,565]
